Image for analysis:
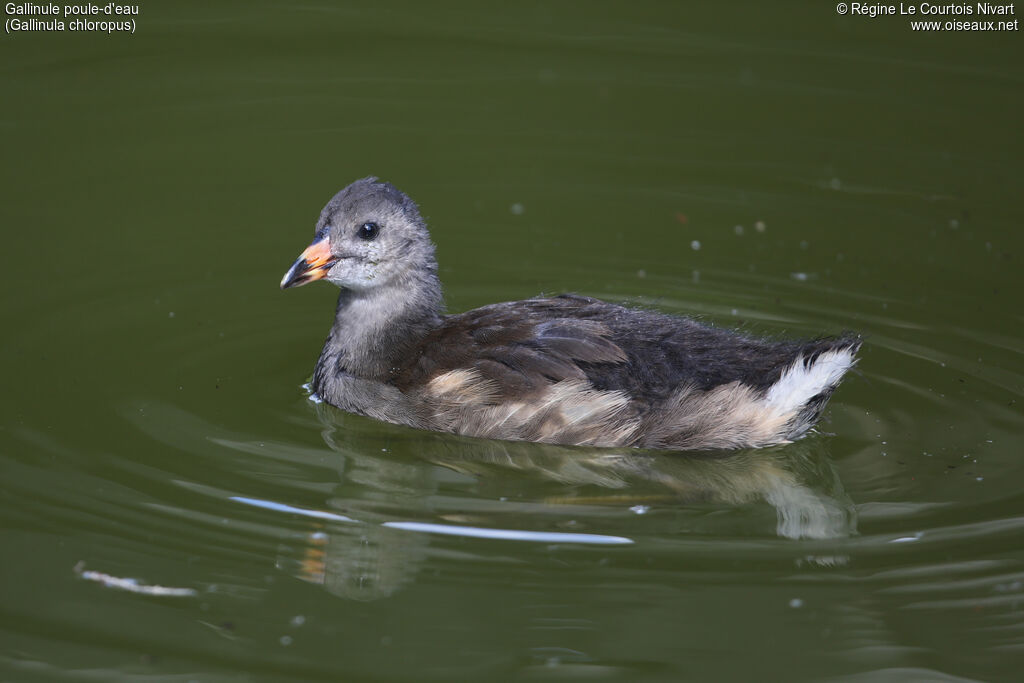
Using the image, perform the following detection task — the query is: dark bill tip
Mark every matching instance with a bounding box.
[280,258,314,289]
[280,237,337,290]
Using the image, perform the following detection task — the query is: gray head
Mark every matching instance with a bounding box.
[280,177,438,292]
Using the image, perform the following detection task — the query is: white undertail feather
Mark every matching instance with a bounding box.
[642,348,858,449]
[764,349,856,415]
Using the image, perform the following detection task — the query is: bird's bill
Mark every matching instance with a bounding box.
[280,237,337,289]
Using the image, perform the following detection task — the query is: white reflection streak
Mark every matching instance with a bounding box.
[74,562,198,597]
[230,496,357,523]
[382,521,634,545]
[230,496,634,545]
[890,532,924,543]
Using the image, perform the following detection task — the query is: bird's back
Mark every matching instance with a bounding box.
[390,295,859,449]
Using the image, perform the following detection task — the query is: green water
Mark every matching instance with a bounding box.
[2,2,1023,681]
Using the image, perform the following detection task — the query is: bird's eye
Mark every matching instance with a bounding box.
[357,222,379,240]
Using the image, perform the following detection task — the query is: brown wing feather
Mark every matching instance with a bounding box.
[390,296,627,401]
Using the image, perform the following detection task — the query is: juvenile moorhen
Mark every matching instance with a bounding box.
[281,177,860,450]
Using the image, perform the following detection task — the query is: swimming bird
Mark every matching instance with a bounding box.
[281,177,860,450]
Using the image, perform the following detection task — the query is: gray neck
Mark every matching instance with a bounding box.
[312,270,443,390]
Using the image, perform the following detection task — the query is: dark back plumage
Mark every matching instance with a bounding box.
[393,294,857,403]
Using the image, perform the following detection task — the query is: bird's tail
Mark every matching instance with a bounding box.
[767,335,861,441]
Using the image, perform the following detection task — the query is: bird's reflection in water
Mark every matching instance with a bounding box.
[279,403,856,601]
[279,523,428,602]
